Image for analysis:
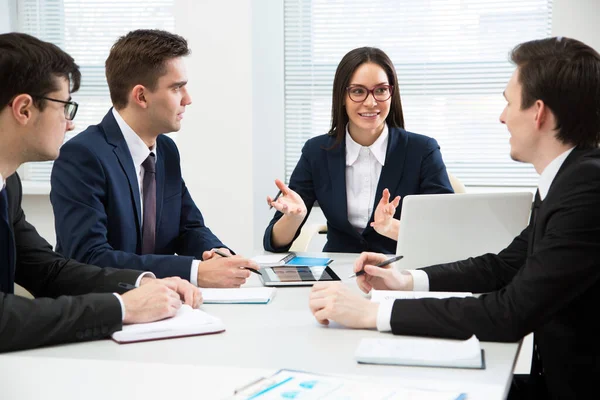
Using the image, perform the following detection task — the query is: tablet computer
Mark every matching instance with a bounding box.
[259,265,341,287]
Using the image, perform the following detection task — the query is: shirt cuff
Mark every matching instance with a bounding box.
[135,272,156,287]
[376,298,395,332]
[113,293,127,322]
[190,260,200,287]
[406,269,429,291]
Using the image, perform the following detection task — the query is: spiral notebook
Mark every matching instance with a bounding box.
[111,305,225,344]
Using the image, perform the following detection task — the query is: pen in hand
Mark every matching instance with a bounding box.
[349,255,404,278]
[268,190,282,210]
[212,249,262,276]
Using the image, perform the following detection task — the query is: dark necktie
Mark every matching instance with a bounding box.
[527,190,542,256]
[531,190,541,226]
[0,188,14,294]
[141,153,156,255]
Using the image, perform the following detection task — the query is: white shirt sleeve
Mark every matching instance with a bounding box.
[135,272,156,287]
[113,293,127,322]
[190,260,200,287]
[407,269,430,291]
[376,299,395,332]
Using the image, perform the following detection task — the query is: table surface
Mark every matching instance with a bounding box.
[1,252,521,400]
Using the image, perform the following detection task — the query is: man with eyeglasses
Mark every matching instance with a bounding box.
[0,32,202,352]
[50,29,259,287]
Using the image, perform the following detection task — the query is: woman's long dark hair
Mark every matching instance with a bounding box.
[327,47,404,148]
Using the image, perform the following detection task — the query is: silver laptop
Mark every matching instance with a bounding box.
[395,192,533,269]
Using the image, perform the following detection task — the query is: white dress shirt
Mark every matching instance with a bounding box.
[112,109,200,286]
[376,146,576,332]
[345,124,389,231]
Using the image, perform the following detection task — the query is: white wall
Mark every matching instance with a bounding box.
[0,0,15,33]
[16,0,600,253]
[552,0,600,51]
[174,0,256,255]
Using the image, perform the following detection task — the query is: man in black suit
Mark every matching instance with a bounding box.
[0,32,202,353]
[309,37,600,399]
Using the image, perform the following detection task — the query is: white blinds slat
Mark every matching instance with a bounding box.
[17,0,175,182]
[284,0,552,186]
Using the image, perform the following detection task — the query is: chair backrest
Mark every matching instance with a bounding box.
[289,223,328,252]
[14,283,34,299]
[448,172,466,193]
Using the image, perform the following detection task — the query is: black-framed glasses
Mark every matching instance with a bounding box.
[32,95,79,121]
[346,84,393,103]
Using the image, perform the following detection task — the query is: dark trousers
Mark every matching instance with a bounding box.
[508,374,550,400]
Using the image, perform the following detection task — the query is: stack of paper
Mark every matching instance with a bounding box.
[200,287,276,304]
[355,335,484,369]
[229,369,466,399]
[111,305,225,344]
[370,290,472,302]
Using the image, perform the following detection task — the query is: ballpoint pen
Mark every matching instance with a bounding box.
[213,249,262,275]
[348,254,404,278]
[268,190,282,210]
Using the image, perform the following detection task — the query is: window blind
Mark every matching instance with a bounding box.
[16,0,175,183]
[284,0,552,187]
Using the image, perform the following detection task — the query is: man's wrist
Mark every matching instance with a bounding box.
[136,272,156,287]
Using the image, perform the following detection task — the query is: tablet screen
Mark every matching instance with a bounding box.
[260,266,340,286]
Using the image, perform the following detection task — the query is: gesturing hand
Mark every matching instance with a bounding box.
[371,188,401,239]
[267,179,307,221]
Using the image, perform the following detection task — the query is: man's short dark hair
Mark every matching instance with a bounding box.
[511,37,600,148]
[0,32,81,110]
[105,29,190,109]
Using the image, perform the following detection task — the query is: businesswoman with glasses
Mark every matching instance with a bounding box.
[264,47,453,254]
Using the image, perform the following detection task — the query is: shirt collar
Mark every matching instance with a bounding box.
[538,147,575,200]
[0,172,4,191]
[112,108,157,167]
[345,123,389,166]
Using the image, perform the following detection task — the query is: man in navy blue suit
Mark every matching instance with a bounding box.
[0,32,201,352]
[51,29,258,287]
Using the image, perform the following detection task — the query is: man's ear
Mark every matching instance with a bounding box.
[10,94,35,125]
[131,85,149,109]
[534,99,549,130]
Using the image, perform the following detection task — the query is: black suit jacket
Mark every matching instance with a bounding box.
[388,148,600,398]
[0,173,141,353]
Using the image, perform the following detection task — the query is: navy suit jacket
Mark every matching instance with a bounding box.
[1,173,141,352]
[264,127,453,254]
[51,110,226,279]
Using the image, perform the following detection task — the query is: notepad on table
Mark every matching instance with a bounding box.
[252,253,332,267]
[200,287,276,304]
[355,335,484,369]
[111,305,225,344]
[370,289,473,302]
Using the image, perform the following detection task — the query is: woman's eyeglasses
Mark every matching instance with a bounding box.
[346,84,393,103]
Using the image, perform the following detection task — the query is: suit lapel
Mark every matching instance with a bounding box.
[101,110,143,239]
[365,127,408,232]
[326,137,356,234]
[155,140,165,230]
[0,187,15,294]
[528,147,586,255]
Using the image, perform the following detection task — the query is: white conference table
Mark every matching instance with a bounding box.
[1,252,521,399]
